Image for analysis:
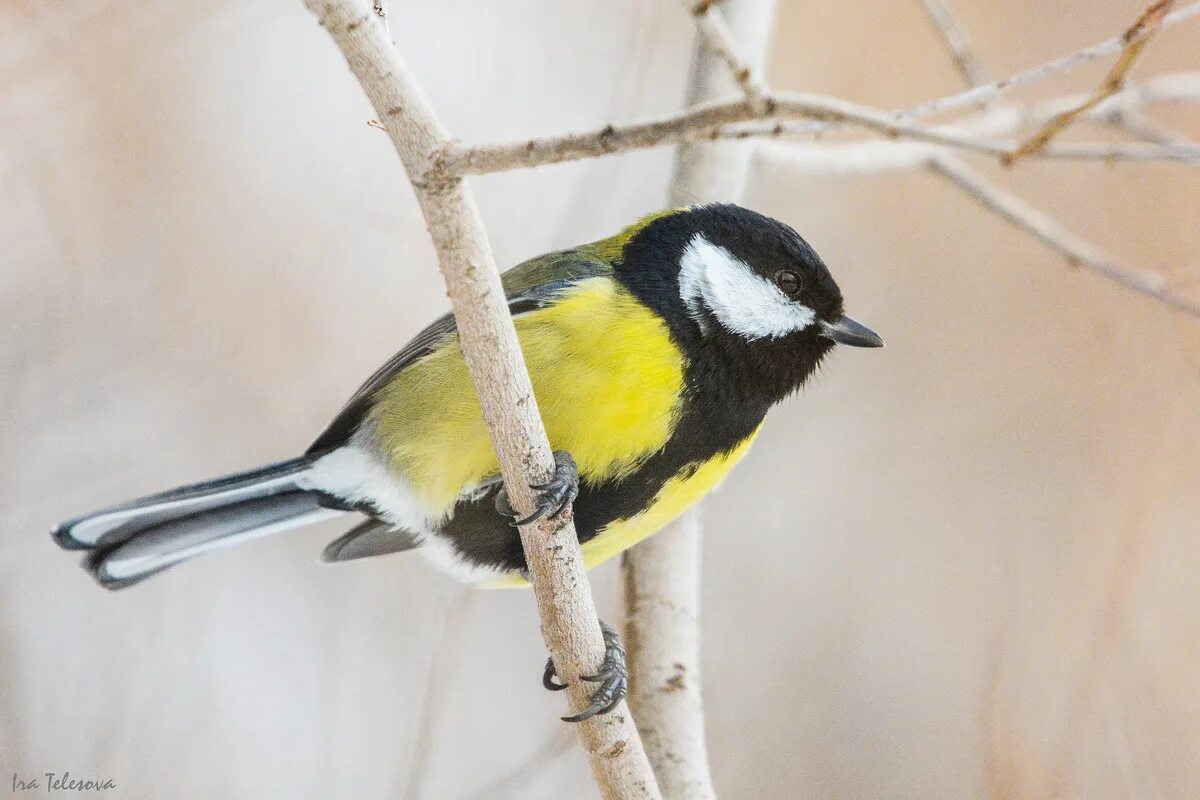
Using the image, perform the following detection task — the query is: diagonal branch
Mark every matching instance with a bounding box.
[898,0,1200,121]
[927,157,1200,316]
[684,0,770,112]
[1105,108,1194,146]
[1006,0,1178,164]
[301,1,661,797]
[915,0,989,87]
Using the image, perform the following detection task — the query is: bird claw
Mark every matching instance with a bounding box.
[543,620,628,724]
[543,658,568,691]
[495,451,579,528]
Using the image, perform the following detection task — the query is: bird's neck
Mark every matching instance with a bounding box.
[686,329,832,412]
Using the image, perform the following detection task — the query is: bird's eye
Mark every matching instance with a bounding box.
[773,270,802,296]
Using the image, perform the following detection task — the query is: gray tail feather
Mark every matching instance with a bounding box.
[321,517,420,563]
[52,456,344,590]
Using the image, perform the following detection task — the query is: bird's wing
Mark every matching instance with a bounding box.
[308,250,611,454]
[321,517,420,562]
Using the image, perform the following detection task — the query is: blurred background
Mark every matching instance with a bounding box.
[2,0,1199,797]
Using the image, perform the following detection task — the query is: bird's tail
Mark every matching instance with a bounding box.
[52,456,344,590]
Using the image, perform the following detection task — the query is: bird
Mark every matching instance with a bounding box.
[53,203,882,720]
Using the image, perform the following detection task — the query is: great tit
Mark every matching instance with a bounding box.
[53,203,880,715]
[55,202,882,589]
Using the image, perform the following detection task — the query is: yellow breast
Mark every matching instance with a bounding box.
[489,427,760,588]
[579,429,759,569]
[368,276,686,515]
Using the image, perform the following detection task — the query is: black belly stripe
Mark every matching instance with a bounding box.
[434,382,770,574]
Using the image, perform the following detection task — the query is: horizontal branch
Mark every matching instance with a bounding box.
[736,73,1200,163]
[431,62,1200,179]
[752,137,1200,175]
[1013,140,1200,165]
[729,70,1200,142]
[754,137,1200,170]
[434,91,1011,178]
[425,8,1200,179]
[927,157,1200,316]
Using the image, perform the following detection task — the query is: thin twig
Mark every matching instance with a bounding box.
[1006,0,1178,164]
[898,0,1200,121]
[302,2,661,797]
[1015,140,1200,165]
[754,139,943,174]
[1105,108,1194,146]
[686,0,770,112]
[733,72,1200,143]
[754,134,1200,168]
[915,0,989,87]
[927,156,1200,316]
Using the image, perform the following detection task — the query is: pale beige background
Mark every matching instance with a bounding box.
[2,1,1199,798]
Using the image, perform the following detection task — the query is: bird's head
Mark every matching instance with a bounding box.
[613,204,881,399]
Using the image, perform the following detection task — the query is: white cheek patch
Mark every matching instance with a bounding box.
[678,234,816,340]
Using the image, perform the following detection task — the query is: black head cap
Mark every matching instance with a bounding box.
[617,204,876,341]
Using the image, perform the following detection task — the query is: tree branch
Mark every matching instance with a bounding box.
[915,0,988,87]
[755,142,1200,315]
[431,15,1200,181]
[1005,0,1178,164]
[625,2,776,798]
[731,72,1200,143]
[302,2,660,797]
[435,91,1013,178]
[752,137,1200,169]
[927,156,1200,316]
[684,0,770,112]
[1104,108,1194,146]
[897,0,1200,121]
[624,512,716,800]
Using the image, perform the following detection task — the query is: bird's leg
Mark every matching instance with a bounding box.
[494,450,579,528]
[495,452,622,720]
[545,619,628,723]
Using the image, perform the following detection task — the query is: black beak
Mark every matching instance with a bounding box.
[819,315,884,348]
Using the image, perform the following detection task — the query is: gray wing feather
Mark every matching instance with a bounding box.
[321,517,421,562]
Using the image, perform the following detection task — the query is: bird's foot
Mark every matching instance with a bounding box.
[495,450,579,528]
[544,619,628,723]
